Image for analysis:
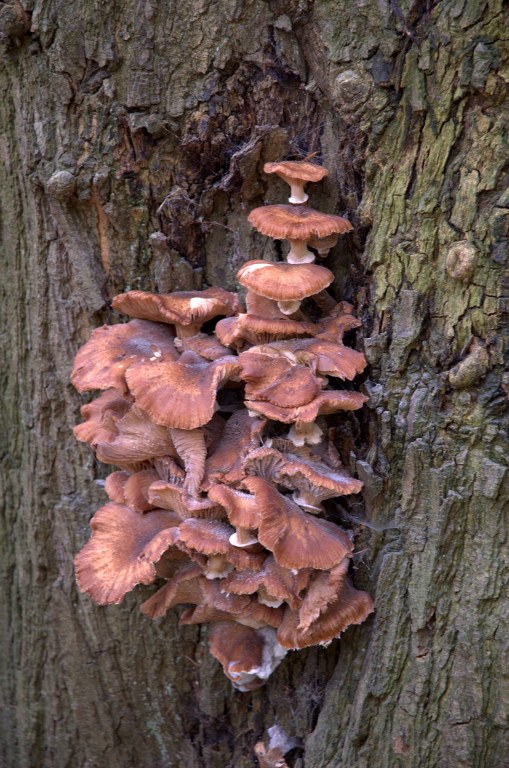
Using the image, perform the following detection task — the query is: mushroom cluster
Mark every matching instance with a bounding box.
[71,159,373,691]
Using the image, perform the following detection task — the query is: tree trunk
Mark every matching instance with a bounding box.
[1,0,507,766]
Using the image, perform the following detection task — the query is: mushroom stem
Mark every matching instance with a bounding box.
[204,556,234,580]
[288,420,323,446]
[286,239,315,264]
[175,323,202,339]
[277,299,302,315]
[288,181,308,205]
[229,527,258,548]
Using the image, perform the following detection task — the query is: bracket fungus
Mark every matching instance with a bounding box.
[72,157,373,690]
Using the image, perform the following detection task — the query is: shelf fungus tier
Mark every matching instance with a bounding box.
[248,204,352,264]
[71,157,373,691]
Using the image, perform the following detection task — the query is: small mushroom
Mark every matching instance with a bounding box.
[209,622,287,691]
[248,205,352,264]
[237,260,333,314]
[113,287,241,339]
[263,159,328,205]
[208,484,261,548]
[94,404,178,466]
[73,389,131,446]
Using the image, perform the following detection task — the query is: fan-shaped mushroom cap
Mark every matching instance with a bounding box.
[139,563,204,619]
[172,518,265,573]
[263,160,328,205]
[71,320,178,393]
[222,555,311,610]
[297,558,350,632]
[209,623,286,691]
[207,485,260,530]
[112,287,241,338]
[216,314,314,349]
[248,204,351,241]
[122,469,160,512]
[242,446,362,512]
[95,405,177,466]
[74,503,181,605]
[169,427,207,497]
[244,477,352,570]
[125,354,241,430]
[203,409,266,489]
[183,580,283,629]
[104,471,130,503]
[73,389,131,446]
[237,261,333,303]
[239,352,321,409]
[208,484,261,548]
[148,479,225,520]
[246,390,368,424]
[174,333,231,361]
[277,579,374,649]
[250,338,367,381]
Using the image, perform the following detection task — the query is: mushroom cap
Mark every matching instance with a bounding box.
[207,484,260,530]
[248,205,352,241]
[148,479,225,520]
[251,338,367,381]
[104,471,130,503]
[73,389,131,446]
[264,160,328,184]
[139,563,204,619]
[169,427,208,497]
[244,477,353,570]
[203,409,266,489]
[71,320,178,393]
[215,314,314,349]
[112,287,241,328]
[74,502,181,605]
[174,333,232,361]
[239,352,321,408]
[125,355,241,430]
[95,405,177,465]
[246,390,368,424]
[123,469,161,512]
[242,446,363,501]
[276,579,374,649]
[208,621,265,685]
[222,555,311,609]
[173,518,265,572]
[237,261,333,302]
[297,558,350,632]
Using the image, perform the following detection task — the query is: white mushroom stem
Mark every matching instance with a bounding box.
[257,585,283,608]
[277,299,302,315]
[175,323,201,339]
[288,420,323,446]
[204,556,234,580]
[287,180,309,205]
[229,527,259,548]
[286,239,315,264]
[291,489,323,514]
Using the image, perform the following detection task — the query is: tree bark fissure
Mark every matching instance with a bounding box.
[1,1,508,767]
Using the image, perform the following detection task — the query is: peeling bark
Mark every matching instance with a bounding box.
[1,1,508,767]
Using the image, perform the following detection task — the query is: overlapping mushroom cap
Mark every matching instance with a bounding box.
[112,287,241,338]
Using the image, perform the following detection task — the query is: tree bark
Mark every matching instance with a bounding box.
[1,1,508,767]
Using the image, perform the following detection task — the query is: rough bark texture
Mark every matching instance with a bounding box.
[1,0,508,766]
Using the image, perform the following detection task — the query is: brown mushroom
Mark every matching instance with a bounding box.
[239,351,321,409]
[123,468,161,512]
[112,287,241,339]
[207,484,260,548]
[215,313,314,349]
[202,409,266,490]
[209,622,287,691]
[245,389,368,424]
[148,478,225,520]
[74,502,181,605]
[263,160,328,205]
[94,405,178,466]
[237,260,334,314]
[276,579,374,649]
[73,389,131,446]
[125,353,241,430]
[222,555,311,609]
[248,205,352,264]
[244,477,353,570]
[71,320,178,393]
